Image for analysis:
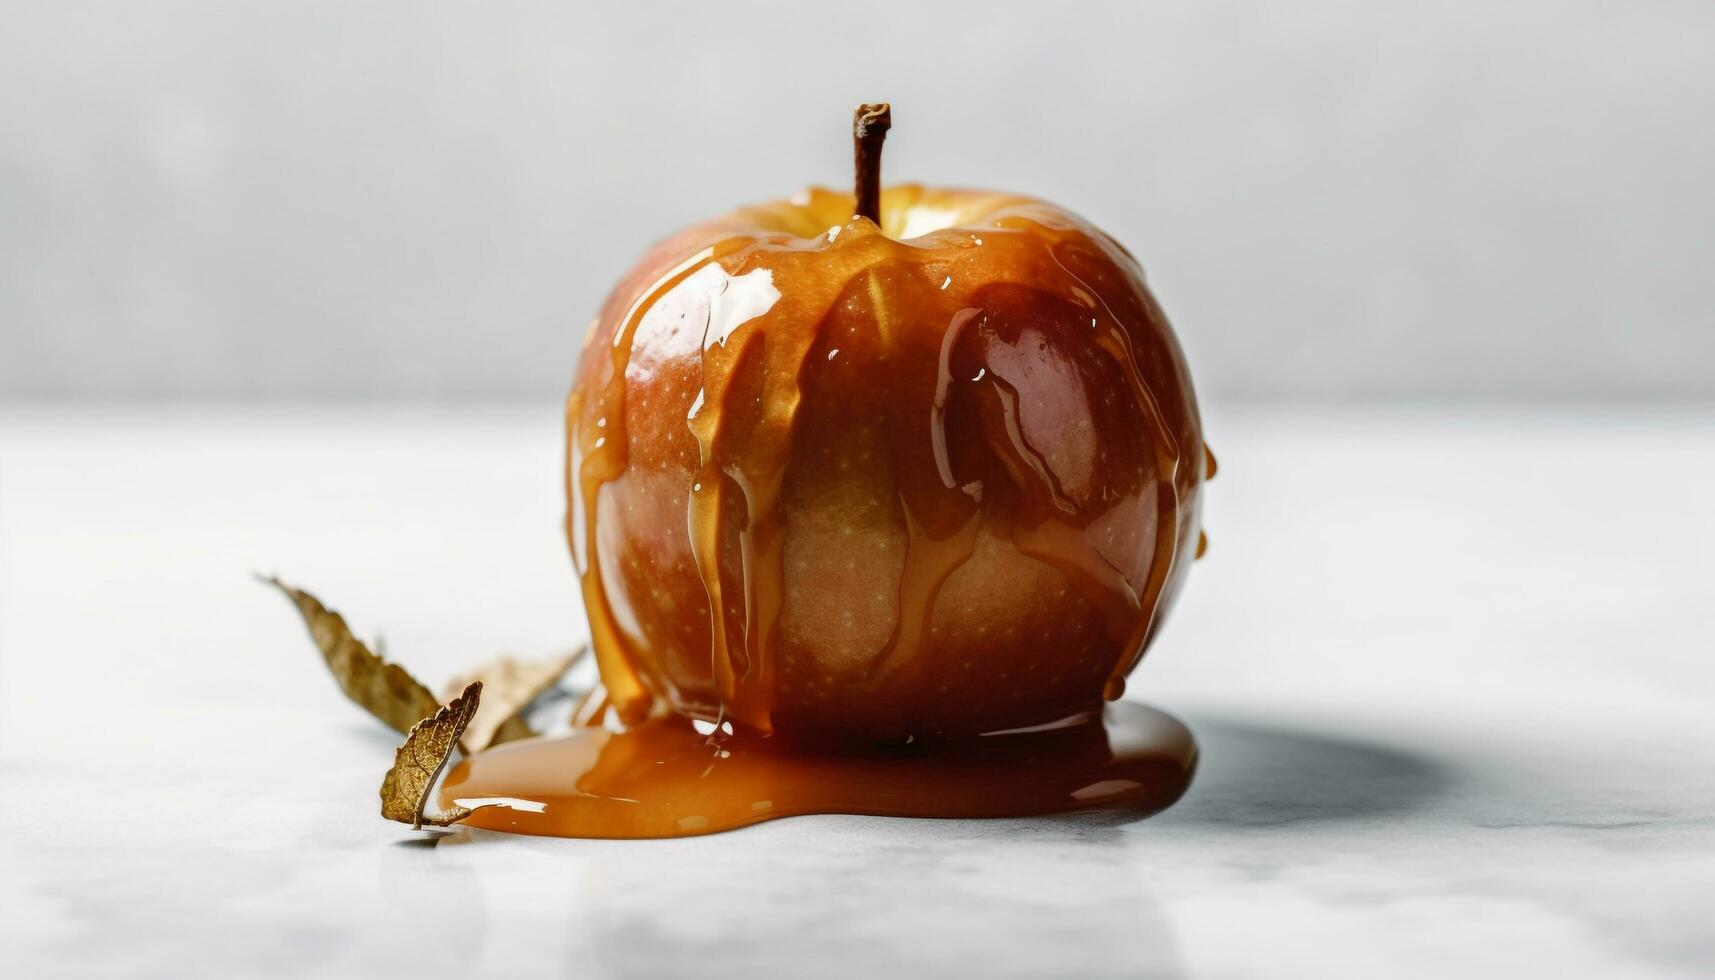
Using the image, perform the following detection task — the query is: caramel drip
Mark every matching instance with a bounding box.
[1195,448,1216,559]
[987,375,1080,515]
[1029,234,1186,697]
[851,304,989,692]
[571,247,729,724]
[858,500,984,691]
[687,228,899,731]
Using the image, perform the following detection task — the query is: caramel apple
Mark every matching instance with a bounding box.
[566,105,1208,741]
[439,105,1208,839]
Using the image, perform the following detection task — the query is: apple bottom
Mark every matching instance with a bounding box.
[440,701,1198,839]
[592,469,1167,738]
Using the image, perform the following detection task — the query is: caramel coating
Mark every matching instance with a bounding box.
[567,186,1206,739]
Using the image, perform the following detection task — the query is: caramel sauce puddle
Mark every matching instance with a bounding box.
[442,701,1196,839]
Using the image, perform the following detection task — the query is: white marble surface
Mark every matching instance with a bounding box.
[1,405,1712,979]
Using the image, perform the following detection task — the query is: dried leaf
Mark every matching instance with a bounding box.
[440,650,583,751]
[262,576,442,736]
[381,681,489,829]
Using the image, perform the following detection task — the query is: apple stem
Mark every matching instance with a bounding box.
[853,103,892,226]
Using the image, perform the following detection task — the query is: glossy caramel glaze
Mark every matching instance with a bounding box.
[442,700,1196,838]
[568,185,1208,740]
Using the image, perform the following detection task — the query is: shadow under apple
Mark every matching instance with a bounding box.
[1154,711,1454,829]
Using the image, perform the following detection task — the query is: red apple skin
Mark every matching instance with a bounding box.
[568,186,1207,740]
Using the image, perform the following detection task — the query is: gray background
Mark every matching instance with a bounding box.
[3,0,1711,403]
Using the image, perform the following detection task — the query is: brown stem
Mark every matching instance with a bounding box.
[853,103,891,225]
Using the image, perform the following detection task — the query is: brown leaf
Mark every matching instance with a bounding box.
[262,576,441,736]
[440,650,583,751]
[380,681,488,829]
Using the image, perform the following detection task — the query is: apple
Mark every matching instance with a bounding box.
[567,106,1208,740]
